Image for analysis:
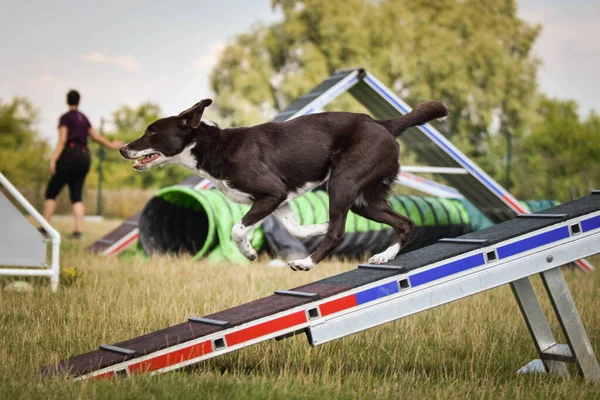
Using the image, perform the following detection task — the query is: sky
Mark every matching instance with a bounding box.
[0,0,598,143]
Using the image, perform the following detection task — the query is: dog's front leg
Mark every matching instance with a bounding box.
[232,195,286,261]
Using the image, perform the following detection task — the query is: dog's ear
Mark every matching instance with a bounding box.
[178,99,213,129]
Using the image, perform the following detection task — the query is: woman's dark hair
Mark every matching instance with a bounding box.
[67,90,80,106]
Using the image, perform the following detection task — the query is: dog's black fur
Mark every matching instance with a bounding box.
[120,99,448,270]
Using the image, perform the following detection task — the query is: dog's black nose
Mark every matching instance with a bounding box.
[119,145,129,157]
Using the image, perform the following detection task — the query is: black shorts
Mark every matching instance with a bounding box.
[45,144,91,203]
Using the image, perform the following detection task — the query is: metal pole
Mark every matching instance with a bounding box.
[505,130,512,190]
[97,118,105,216]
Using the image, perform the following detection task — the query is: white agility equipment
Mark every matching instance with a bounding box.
[0,172,61,292]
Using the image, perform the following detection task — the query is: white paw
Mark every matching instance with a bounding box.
[232,222,256,261]
[288,257,315,272]
[368,254,393,265]
[235,241,256,261]
[368,243,400,265]
[243,247,257,261]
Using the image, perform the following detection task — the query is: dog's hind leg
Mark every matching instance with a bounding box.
[232,195,286,261]
[273,204,328,238]
[351,194,415,264]
[289,181,355,271]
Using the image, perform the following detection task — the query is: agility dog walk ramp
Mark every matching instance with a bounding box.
[44,192,600,382]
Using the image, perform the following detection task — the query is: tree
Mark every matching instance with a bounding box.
[210,0,541,170]
[0,98,50,188]
[512,97,600,202]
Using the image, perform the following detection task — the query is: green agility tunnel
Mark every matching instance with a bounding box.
[138,186,472,264]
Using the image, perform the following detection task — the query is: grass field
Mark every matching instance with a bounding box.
[1,218,599,399]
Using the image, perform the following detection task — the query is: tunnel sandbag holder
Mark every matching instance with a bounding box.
[274,290,320,300]
[188,317,231,327]
[516,213,568,220]
[438,238,489,247]
[99,345,137,357]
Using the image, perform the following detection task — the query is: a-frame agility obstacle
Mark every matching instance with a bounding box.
[44,193,600,381]
[88,68,593,273]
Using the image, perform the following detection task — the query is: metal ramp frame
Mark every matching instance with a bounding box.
[44,193,600,382]
[0,172,61,292]
[87,68,593,272]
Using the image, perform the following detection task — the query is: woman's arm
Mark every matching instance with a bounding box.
[49,127,68,175]
[89,127,124,150]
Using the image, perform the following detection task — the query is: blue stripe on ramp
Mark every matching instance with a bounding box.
[496,226,570,259]
[409,253,486,287]
[581,215,600,233]
[355,281,399,305]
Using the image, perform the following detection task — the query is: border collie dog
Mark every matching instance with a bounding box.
[120,99,448,271]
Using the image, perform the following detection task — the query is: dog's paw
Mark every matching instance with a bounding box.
[288,257,315,272]
[368,243,401,265]
[243,248,257,261]
[368,254,392,265]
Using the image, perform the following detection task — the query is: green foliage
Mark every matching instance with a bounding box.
[513,97,600,202]
[0,98,50,188]
[210,0,541,166]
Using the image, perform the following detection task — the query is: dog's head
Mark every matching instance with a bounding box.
[120,99,213,171]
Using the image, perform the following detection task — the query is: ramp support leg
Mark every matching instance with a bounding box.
[511,277,570,377]
[541,268,600,382]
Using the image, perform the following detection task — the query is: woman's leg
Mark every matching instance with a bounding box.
[67,155,90,234]
[72,202,85,233]
[44,170,67,223]
[43,199,57,223]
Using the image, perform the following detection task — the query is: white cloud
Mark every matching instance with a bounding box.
[80,52,141,71]
[193,41,226,71]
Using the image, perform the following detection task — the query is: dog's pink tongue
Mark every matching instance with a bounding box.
[141,154,159,164]
[133,153,159,169]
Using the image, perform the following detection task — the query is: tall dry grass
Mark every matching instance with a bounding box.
[18,187,156,219]
[0,218,599,399]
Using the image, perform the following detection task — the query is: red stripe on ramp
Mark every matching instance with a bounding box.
[319,295,357,316]
[92,371,115,380]
[225,311,307,346]
[128,340,213,374]
[107,233,139,257]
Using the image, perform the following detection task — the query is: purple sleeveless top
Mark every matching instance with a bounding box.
[58,110,91,146]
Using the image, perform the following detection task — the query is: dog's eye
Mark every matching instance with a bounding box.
[147,131,155,136]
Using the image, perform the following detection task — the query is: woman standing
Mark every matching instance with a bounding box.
[42,90,123,238]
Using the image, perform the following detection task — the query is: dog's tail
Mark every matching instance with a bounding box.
[378,101,448,137]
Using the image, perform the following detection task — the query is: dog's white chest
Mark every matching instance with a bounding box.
[173,147,253,205]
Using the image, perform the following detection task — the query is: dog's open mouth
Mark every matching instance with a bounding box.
[133,153,161,170]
